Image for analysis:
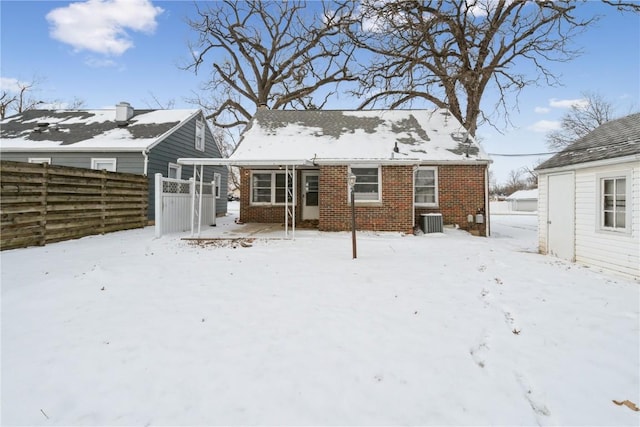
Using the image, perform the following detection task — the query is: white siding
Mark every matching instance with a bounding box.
[537,175,548,254]
[574,161,640,279]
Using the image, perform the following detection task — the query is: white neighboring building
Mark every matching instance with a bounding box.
[535,113,640,280]
[505,189,538,212]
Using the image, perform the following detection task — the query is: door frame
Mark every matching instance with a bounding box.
[301,170,320,220]
[546,172,575,261]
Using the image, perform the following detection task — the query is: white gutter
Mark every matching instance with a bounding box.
[1,146,149,152]
[178,158,313,167]
[536,153,640,174]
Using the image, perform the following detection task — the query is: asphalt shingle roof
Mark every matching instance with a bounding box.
[536,112,640,170]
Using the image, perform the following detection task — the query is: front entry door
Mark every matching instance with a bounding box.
[302,171,319,220]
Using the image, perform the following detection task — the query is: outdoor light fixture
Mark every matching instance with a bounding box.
[348,173,357,259]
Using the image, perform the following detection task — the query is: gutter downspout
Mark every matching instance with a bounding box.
[485,165,490,237]
[142,149,149,176]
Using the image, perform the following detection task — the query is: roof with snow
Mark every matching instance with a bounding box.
[506,189,538,200]
[536,112,640,170]
[230,109,490,163]
[0,107,201,151]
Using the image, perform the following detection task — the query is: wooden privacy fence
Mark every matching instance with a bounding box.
[1,161,148,250]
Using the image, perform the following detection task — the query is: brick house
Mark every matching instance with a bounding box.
[180,108,491,236]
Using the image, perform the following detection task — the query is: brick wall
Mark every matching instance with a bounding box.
[318,165,414,233]
[239,164,487,236]
[415,164,487,236]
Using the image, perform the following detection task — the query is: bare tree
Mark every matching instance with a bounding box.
[1,76,45,119]
[546,91,620,149]
[348,0,640,137]
[184,0,358,130]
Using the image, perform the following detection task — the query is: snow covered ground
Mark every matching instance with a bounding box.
[2,204,638,426]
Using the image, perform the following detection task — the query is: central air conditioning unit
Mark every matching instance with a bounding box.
[421,213,443,233]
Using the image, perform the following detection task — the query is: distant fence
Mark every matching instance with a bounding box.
[1,161,148,250]
[154,173,216,237]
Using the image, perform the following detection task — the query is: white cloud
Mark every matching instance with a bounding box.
[0,77,23,93]
[46,0,163,56]
[534,106,550,114]
[527,120,561,133]
[549,98,589,109]
[84,57,117,68]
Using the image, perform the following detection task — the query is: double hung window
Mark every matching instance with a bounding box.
[251,171,292,204]
[415,167,438,206]
[350,166,381,202]
[601,176,627,230]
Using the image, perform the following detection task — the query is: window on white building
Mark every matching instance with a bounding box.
[91,158,117,172]
[350,166,381,202]
[601,176,628,230]
[415,167,438,206]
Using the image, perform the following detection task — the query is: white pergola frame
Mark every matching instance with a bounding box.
[178,158,313,239]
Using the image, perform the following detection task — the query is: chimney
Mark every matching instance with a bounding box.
[115,102,134,122]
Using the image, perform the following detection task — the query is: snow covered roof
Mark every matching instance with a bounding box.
[536,113,640,170]
[230,109,491,164]
[506,189,538,201]
[0,107,201,151]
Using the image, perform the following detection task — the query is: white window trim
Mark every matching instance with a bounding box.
[414,166,439,207]
[214,173,222,199]
[195,119,206,152]
[91,158,117,172]
[28,157,51,164]
[168,162,182,179]
[249,170,292,205]
[349,165,382,203]
[596,171,631,234]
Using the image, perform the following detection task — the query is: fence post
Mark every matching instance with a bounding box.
[155,173,163,238]
[39,162,49,246]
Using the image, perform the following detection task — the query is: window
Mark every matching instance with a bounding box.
[601,176,628,230]
[195,119,205,151]
[214,173,222,199]
[415,167,438,206]
[168,163,182,179]
[91,158,116,172]
[28,158,51,164]
[250,171,293,204]
[350,166,381,202]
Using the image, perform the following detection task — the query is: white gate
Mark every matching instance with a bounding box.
[154,173,216,237]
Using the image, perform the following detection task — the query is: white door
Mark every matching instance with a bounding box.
[302,171,319,220]
[547,172,575,261]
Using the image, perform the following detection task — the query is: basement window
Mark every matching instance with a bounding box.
[168,163,182,179]
[91,158,117,172]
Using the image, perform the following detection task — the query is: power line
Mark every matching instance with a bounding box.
[487,152,559,157]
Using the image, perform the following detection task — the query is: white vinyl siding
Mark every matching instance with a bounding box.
[540,161,639,279]
[414,167,438,207]
[350,166,381,202]
[250,171,292,205]
[574,164,638,278]
[91,158,117,172]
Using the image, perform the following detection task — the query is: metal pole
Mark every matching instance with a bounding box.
[351,187,357,259]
